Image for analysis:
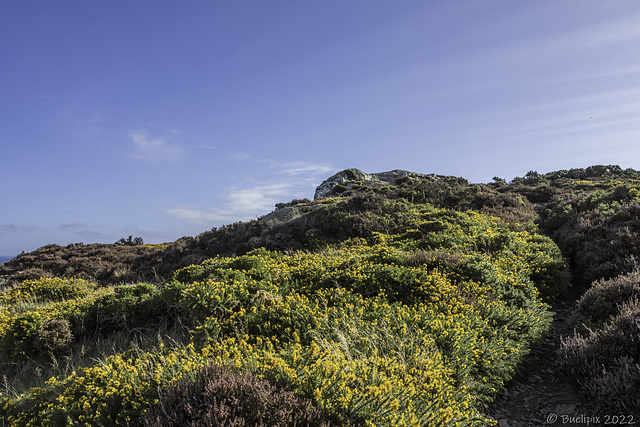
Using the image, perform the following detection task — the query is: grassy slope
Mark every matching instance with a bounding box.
[0,164,638,423]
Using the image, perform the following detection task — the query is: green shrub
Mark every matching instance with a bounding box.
[0,277,97,306]
[80,282,165,335]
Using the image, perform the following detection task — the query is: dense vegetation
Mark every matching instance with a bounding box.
[0,164,638,424]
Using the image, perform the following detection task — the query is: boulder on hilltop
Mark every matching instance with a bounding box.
[314,168,424,200]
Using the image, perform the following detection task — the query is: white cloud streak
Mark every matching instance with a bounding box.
[58,222,113,240]
[128,131,187,162]
[166,183,293,224]
[166,156,337,225]
[277,161,335,176]
[0,224,35,235]
[227,154,334,178]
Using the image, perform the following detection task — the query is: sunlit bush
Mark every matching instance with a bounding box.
[0,202,567,425]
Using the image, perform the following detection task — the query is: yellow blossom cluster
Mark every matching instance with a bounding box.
[0,206,568,425]
[0,278,112,358]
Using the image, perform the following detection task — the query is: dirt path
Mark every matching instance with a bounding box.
[484,299,597,427]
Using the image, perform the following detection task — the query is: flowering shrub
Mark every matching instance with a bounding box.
[0,278,112,359]
[0,277,97,306]
[0,205,567,425]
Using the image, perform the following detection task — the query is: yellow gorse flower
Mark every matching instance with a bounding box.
[0,206,565,426]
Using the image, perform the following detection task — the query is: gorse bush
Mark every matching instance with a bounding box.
[0,277,97,305]
[0,278,112,360]
[4,164,640,424]
[0,203,567,425]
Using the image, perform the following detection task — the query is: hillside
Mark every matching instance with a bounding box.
[0,165,638,425]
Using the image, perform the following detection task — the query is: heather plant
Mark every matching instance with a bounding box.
[33,318,73,353]
[142,363,329,427]
[499,166,640,417]
[0,243,166,286]
[527,169,640,285]
[560,297,640,415]
[571,269,640,329]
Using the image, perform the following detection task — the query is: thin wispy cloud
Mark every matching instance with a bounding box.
[58,222,113,240]
[277,161,335,176]
[190,144,217,150]
[128,131,187,163]
[167,182,293,224]
[470,90,640,141]
[228,154,334,178]
[560,13,640,51]
[165,155,336,225]
[0,224,35,235]
[165,206,223,224]
[226,182,293,212]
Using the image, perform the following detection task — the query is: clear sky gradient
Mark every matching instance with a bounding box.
[2,1,640,256]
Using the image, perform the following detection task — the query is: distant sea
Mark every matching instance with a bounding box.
[0,255,15,265]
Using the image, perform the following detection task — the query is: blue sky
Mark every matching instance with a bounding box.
[2,1,640,256]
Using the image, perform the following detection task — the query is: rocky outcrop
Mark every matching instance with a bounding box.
[258,204,323,229]
[314,168,424,200]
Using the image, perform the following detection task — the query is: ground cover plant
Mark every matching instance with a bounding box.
[2,165,639,423]
[504,165,640,416]
[0,201,568,425]
[559,270,640,415]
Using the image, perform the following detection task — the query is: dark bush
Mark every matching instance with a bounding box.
[571,270,640,328]
[34,319,73,353]
[142,363,329,427]
[560,298,640,415]
[115,236,144,246]
[77,283,166,337]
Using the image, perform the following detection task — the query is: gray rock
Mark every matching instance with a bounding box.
[313,168,422,200]
[498,419,511,427]
[305,228,321,238]
[259,204,323,229]
[527,375,541,383]
[553,403,577,416]
[248,236,263,248]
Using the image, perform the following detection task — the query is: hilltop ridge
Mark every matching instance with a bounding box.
[314,168,428,199]
[0,165,638,424]
[3,164,640,288]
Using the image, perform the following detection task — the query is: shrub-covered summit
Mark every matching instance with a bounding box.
[0,203,567,425]
[1,165,639,423]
